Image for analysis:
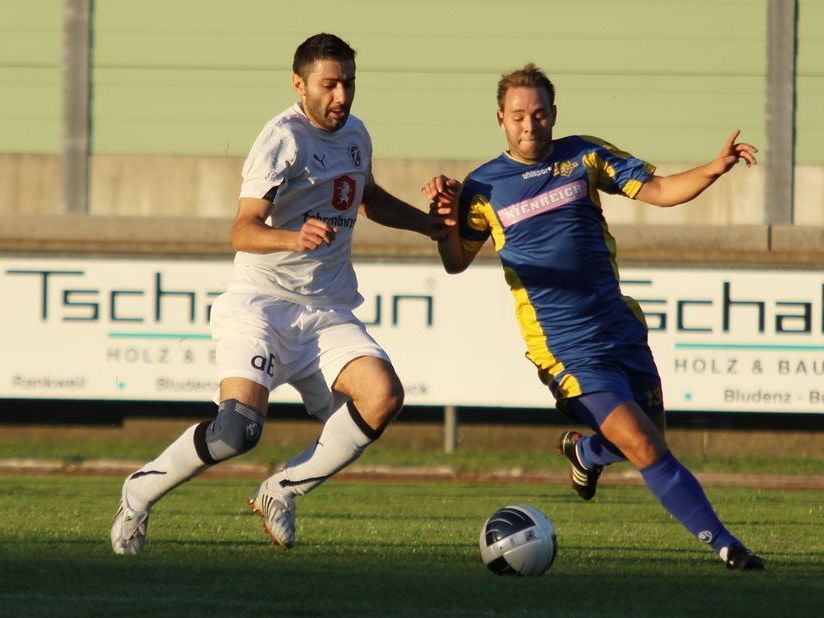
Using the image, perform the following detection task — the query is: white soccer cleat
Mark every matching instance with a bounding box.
[248,482,296,549]
[110,489,150,555]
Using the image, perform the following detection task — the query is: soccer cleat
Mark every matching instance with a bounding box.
[557,431,602,501]
[722,544,766,571]
[110,489,150,555]
[248,482,296,549]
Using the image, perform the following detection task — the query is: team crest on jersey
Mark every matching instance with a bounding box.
[332,175,356,211]
[551,160,580,177]
[348,144,361,167]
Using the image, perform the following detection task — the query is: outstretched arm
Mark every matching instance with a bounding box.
[360,182,450,240]
[421,175,478,274]
[635,130,758,207]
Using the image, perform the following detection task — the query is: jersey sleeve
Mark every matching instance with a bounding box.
[580,136,656,199]
[239,123,300,200]
[458,177,491,253]
[363,125,375,187]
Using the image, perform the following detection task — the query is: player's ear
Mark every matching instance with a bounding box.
[496,109,504,127]
[292,73,305,96]
[550,104,557,127]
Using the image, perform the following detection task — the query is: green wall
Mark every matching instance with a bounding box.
[797,0,824,165]
[1,0,821,164]
[0,0,61,154]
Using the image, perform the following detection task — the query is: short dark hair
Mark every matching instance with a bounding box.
[293,33,356,78]
[497,63,555,110]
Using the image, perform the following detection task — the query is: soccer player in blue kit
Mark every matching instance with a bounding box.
[423,64,764,570]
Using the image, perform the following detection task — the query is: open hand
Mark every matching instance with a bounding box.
[710,130,758,175]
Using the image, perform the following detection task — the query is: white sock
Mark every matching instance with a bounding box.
[265,405,377,497]
[124,424,209,512]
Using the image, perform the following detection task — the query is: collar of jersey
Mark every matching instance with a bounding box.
[501,146,555,169]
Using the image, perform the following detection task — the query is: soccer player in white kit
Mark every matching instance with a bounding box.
[111,33,448,554]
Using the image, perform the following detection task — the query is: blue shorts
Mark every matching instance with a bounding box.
[555,349,664,430]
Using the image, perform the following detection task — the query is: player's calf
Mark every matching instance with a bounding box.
[247,401,383,548]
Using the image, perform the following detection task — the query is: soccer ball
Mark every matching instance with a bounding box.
[479,504,557,576]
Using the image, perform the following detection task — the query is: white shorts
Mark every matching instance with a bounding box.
[209,289,390,417]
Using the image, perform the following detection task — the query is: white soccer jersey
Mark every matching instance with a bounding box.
[229,103,373,309]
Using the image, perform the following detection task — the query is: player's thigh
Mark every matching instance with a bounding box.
[210,291,290,404]
[623,347,666,435]
[311,310,390,381]
[628,374,666,440]
[650,411,666,436]
[309,309,395,413]
[219,377,269,415]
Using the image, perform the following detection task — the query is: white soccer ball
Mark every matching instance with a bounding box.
[479,504,557,576]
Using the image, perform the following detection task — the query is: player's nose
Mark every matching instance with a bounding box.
[333,83,351,105]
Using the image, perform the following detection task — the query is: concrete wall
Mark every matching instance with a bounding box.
[4,153,824,227]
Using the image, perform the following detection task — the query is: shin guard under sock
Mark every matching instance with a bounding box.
[125,424,209,512]
[640,451,738,551]
[268,403,380,497]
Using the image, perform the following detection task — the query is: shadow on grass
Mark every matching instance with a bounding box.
[0,543,821,618]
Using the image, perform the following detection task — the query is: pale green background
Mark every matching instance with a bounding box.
[1,0,821,163]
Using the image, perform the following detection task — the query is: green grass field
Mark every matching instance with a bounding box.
[1,475,822,618]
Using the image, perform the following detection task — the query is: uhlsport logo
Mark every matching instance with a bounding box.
[332,175,356,211]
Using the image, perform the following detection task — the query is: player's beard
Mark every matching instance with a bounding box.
[304,97,350,132]
[325,105,350,131]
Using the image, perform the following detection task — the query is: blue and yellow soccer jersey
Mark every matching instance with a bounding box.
[459,135,658,402]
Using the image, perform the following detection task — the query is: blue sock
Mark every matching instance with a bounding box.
[640,451,738,552]
[578,433,627,469]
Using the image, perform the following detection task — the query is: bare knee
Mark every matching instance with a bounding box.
[359,375,404,428]
[334,357,405,431]
[617,432,664,468]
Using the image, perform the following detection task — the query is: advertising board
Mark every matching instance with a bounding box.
[2,258,822,413]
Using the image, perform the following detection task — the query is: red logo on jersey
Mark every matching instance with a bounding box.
[332,175,356,211]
